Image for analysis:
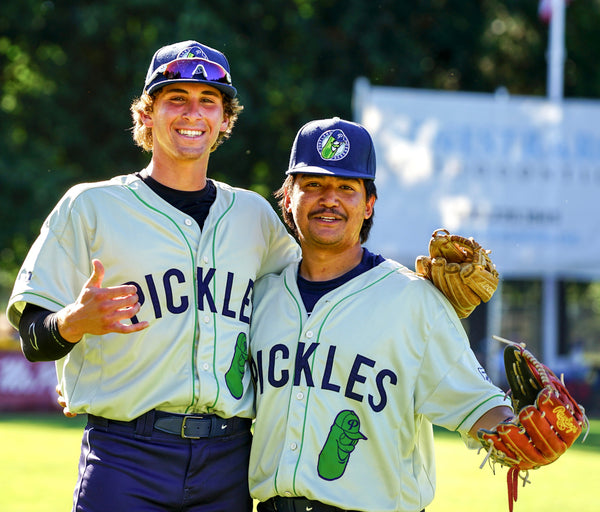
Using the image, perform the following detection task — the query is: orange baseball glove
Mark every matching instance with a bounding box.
[415,228,499,318]
[478,337,589,512]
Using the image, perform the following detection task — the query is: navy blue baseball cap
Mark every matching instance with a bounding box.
[143,40,237,98]
[287,117,376,180]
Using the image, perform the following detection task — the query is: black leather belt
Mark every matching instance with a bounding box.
[266,497,352,512]
[264,497,425,512]
[88,410,251,439]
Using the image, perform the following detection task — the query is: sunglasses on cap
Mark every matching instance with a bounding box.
[146,57,232,88]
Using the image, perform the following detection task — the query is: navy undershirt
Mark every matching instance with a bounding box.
[297,248,385,314]
[138,172,216,230]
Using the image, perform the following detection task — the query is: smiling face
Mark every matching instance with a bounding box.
[142,82,230,167]
[284,174,375,253]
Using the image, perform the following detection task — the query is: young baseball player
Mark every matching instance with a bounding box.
[247,117,514,512]
[6,40,300,511]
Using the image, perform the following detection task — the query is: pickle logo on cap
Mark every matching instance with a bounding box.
[317,129,350,162]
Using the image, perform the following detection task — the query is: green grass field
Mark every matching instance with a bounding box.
[1,413,598,512]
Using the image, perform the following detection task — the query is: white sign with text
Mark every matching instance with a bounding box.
[354,80,600,278]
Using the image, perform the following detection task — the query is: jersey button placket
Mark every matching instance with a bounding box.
[284,330,311,476]
[199,313,211,372]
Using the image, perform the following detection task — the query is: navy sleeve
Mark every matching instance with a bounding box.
[19,303,76,362]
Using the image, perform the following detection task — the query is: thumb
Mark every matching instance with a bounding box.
[85,259,105,289]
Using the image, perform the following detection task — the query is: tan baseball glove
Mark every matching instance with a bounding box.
[415,228,499,318]
[478,336,589,512]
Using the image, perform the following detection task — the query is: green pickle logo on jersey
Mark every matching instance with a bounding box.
[317,129,350,161]
[225,332,248,399]
[317,409,367,480]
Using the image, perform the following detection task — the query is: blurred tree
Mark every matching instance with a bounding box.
[1,0,599,295]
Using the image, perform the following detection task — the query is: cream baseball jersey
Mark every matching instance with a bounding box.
[7,173,299,420]
[248,258,509,512]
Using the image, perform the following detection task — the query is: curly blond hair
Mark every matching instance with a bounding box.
[130,89,243,152]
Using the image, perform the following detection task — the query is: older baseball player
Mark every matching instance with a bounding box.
[248,117,514,512]
[6,40,299,511]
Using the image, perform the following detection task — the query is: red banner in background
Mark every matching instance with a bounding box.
[0,351,60,412]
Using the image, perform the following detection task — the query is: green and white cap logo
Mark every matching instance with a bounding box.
[317,129,350,162]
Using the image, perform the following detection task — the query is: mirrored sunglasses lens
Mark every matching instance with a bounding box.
[163,59,231,84]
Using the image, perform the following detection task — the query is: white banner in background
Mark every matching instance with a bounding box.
[353,80,600,278]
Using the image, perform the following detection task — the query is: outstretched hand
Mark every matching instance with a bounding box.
[55,259,149,343]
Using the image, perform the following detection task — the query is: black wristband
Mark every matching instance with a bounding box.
[19,304,77,362]
[45,313,70,349]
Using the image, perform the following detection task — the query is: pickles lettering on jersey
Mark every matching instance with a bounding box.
[126,266,254,324]
[250,342,398,413]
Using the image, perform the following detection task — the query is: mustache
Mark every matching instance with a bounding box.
[309,208,347,220]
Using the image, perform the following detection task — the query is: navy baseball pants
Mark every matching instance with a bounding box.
[72,411,252,511]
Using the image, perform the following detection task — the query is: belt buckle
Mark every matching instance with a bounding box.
[181,415,203,439]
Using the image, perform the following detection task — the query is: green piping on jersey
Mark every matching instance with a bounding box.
[286,267,398,494]
[16,293,65,311]
[456,393,507,431]
[207,191,236,412]
[126,186,200,412]
[273,271,305,496]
